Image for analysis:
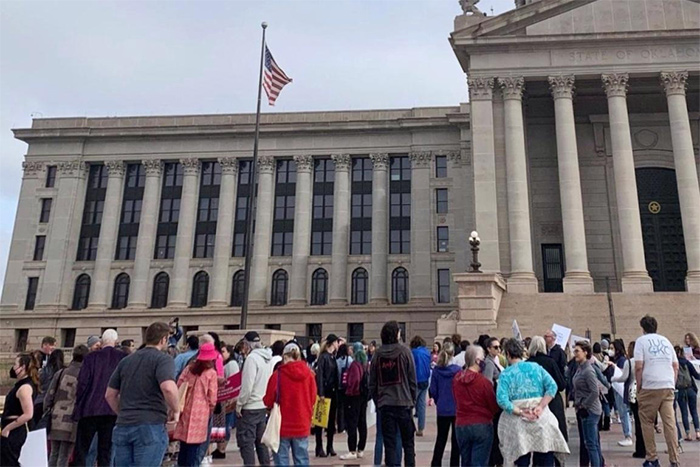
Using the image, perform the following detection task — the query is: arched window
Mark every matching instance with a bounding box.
[230,270,245,307]
[191,271,209,308]
[151,272,169,309]
[351,268,368,305]
[392,267,409,304]
[72,274,91,310]
[111,273,130,309]
[310,268,328,306]
[271,269,288,306]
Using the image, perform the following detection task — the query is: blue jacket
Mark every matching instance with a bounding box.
[412,347,432,384]
[429,364,461,416]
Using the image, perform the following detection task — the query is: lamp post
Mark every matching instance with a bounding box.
[469,230,482,273]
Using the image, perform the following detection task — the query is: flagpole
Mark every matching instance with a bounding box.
[240,21,267,330]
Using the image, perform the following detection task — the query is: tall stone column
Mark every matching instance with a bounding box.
[129,159,163,308]
[249,156,276,306]
[468,77,501,272]
[90,160,126,308]
[548,75,594,293]
[661,71,700,293]
[370,153,389,303]
[329,154,351,305]
[602,73,653,293]
[169,158,200,307]
[409,151,433,303]
[210,157,238,306]
[499,76,537,293]
[289,155,314,305]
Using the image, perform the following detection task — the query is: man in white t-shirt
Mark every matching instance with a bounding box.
[633,315,679,467]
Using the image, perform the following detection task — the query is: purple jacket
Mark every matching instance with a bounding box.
[73,346,126,420]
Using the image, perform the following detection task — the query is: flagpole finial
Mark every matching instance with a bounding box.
[261,22,268,29]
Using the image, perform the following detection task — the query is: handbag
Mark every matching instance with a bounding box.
[261,372,282,453]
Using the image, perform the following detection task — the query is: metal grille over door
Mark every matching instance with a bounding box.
[542,244,564,293]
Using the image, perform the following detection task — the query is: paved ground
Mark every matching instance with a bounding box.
[214,407,700,466]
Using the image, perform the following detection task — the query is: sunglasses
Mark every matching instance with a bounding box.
[490,345,500,350]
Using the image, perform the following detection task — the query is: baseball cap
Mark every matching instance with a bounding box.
[244,331,261,343]
[87,336,100,348]
[326,333,339,344]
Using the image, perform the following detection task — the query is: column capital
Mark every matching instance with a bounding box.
[293,155,314,173]
[180,158,200,175]
[602,73,629,98]
[467,76,495,101]
[370,153,389,170]
[258,155,276,174]
[218,157,239,175]
[409,151,432,168]
[142,159,163,176]
[548,74,575,100]
[105,160,126,177]
[331,153,351,171]
[498,76,525,100]
[21,160,45,177]
[57,159,85,177]
[660,71,688,96]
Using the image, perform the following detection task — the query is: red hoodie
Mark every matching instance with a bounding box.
[263,360,317,438]
[452,369,499,426]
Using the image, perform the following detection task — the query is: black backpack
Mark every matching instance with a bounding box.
[677,364,692,390]
[360,367,370,401]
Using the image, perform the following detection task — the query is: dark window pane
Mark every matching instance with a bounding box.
[25,277,39,310]
[72,274,91,310]
[437,269,451,303]
[151,272,170,308]
[45,166,57,188]
[435,156,447,178]
[40,198,52,223]
[271,269,288,306]
[191,271,209,307]
[33,236,46,261]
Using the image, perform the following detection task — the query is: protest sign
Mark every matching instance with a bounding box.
[552,324,572,350]
[512,320,522,341]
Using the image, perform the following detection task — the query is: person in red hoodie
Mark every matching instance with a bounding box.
[263,341,317,466]
[453,345,500,467]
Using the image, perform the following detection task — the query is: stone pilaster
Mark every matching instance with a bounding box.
[289,155,314,305]
[249,156,276,305]
[169,158,200,307]
[498,76,537,293]
[602,73,653,293]
[661,71,700,293]
[409,151,433,303]
[210,157,238,306]
[90,160,126,308]
[370,153,389,303]
[129,159,163,308]
[548,75,593,293]
[329,154,351,304]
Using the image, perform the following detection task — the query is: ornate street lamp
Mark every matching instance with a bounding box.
[469,230,482,273]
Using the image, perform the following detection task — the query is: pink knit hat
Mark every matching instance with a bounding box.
[197,343,218,361]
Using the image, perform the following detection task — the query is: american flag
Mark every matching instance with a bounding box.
[263,45,292,106]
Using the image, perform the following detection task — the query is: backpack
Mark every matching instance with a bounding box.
[676,364,692,390]
[360,366,370,401]
[339,358,350,393]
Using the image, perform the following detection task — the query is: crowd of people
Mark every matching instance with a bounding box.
[1,316,699,467]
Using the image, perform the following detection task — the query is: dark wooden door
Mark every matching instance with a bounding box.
[542,243,564,293]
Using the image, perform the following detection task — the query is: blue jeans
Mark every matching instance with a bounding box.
[178,441,205,467]
[677,388,700,433]
[112,424,169,467]
[195,414,214,464]
[415,382,429,432]
[455,423,493,467]
[273,437,308,466]
[515,451,554,467]
[225,411,237,441]
[580,411,603,467]
[613,391,632,438]
[373,408,403,466]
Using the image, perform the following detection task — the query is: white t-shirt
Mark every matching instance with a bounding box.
[634,333,678,390]
[451,352,466,369]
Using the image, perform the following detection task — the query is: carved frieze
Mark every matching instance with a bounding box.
[180,158,200,175]
[142,159,163,176]
[258,156,276,174]
[602,73,629,98]
[21,161,44,177]
[369,153,389,170]
[331,154,351,171]
[57,159,84,176]
[409,151,432,168]
[548,75,575,100]
[498,77,525,100]
[660,71,688,97]
[467,77,495,101]
[293,155,314,173]
[105,160,126,177]
[218,157,239,175]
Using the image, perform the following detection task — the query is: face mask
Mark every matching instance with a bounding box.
[9,367,17,379]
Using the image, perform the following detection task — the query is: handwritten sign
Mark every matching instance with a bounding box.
[552,324,572,350]
[512,320,522,341]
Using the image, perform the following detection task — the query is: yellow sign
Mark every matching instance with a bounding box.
[311,396,331,428]
[648,201,661,214]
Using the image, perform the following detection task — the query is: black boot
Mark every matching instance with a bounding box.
[602,415,611,431]
[315,431,327,457]
[327,434,337,457]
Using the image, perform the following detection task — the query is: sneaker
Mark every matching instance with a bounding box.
[339,452,358,460]
[357,450,364,459]
[201,456,212,467]
[642,459,660,467]
[618,437,633,447]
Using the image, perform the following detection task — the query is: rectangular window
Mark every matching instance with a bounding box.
[77,236,99,261]
[194,162,220,259]
[160,198,180,223]
[390,229,410,255]
[271,159,296,256]
[435,155,447,178]
[45,165,57,188]
[116,235,138,260]
[265,324,282,330]
[121,199,142,224]
[306,323,322,343]
[350,157,372,255]
[117,164,145,261]
[89,165,109,189]
[77,164,108,261]
[33,236,46,261]
[197,197,219,222]
[83,200,104,225]
[61,328,76,348]
[194,233,216,258]
[233,160,253,257]
[156,163,183,260]
[437,269,451,303]
[125,163,146,188]
[25,277,39,310]
[311,158,334,256]
[542,244,564,293]
[39,198,52,223]
[155,234,177,259]
[347,323,364,343]
[14,329,29,352]
[164,162,184,187]
[437,226,449,252]
[436,188,448,214]
[223,324,241,330]
[311,231,333,256]
[271,231,294,257]
[389,155,411,254]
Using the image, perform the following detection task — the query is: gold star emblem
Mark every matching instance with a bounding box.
[648,201,661,214]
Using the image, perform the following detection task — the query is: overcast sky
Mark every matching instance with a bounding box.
[0,0,512,288]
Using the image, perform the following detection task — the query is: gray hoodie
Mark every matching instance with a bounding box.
[369,342,417,409]
[237,348,273,411]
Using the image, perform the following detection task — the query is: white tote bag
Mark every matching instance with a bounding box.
[19,427,48,467]
[261,372,282,453]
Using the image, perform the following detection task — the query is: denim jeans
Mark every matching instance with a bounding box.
[112,423,169,467]
[580,411,603,467]
[677,387,700,433]
[373,408,402,466]
[225,411,237,441]
[178,441,205,467]
[380,406,415,467]
[415,382,429,432]
[273,437,308,466]
[455,423,493,467]
[514,451,554,467]
[195,414,213,465]
[613,390,632,438]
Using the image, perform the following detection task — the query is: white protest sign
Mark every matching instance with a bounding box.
[19,428,48,467]
[512,320,522,341]
[551,323,572,350]
[570,334,589,349]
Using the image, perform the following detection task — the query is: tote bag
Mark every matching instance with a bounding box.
[311,396,331,428]
[261,372,282,453]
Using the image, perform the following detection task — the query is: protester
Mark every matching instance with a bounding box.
[339,342,369,461]
[314,333,340,457]
[34,348,66,429]
[610,339,633,447]
[544,330,567,377]
[39,336,57,367]
[263,341,317,466]
[429,341,460,467]
[212,344,241,460]
[1,352,40,466]
[43,345,88,467]
[527,336,568,442]
[367,340,376,362]
[87,335,102,352]
[431,342,442,367]
[120,339,136,355]
[174,342,219,467]
[270,340,286,371]
[634,315,680,467]
[684,332,700,359]
[174,335,200,380]
[482,337,503,387]
[674,345,700,441]
[236,331,273,466]
[410,335,431,437]
[573,341,604,467]
[168,317,183,347]
[370,320,417,467]
[73,328,126,467]
[627,340,646,459]
[336,343,354,435]
[496,338,569,466]
[308,343,320,368]
[106,322,179,466]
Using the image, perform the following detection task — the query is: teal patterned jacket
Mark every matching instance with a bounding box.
[496,360,558,414]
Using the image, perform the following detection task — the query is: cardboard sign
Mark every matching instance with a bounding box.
[217,372,242,402]
[551,324,572,350]
[512,320,522,341]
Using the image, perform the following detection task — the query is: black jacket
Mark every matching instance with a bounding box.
[548,344,567,378]
[315,351,338,397]
[369,343,417,409]
[529,352,568,441]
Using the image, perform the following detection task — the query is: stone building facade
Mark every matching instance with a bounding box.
[2,0,699,350]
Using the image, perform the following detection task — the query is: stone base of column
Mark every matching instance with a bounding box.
[686,271,700,294]
[563,272,594,294]
[168,301,189,309]
[506,272,538,294]
[247,300,267,309]
[328,298,348,306]
[410,296,434,306]
[287,299,307,307]
[126,302,147,310]
[621,272,654,293]
[208,300,229,308]
[370,298,388,306]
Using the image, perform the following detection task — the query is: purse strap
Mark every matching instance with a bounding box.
[276,370,281,404]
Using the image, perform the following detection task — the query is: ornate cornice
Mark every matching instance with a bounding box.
[443,150,465,166]
[331,154,351,171]
[409,151,432,168]
[258,156,276,174]
[105,160,126,177]
[498,76,525,100]
[602,73,629,98]
[142,159,163,176]
[548,75,575,100]
[57,159,84,176]
[660,71,688,97]
[218,157,239,175]
[21,161,44,177]
[293,155,314,173]
[467,77,495,101]
[369,153,389,170]
[180,158,200,175]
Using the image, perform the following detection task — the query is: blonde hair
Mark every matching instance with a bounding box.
[528,336,547,357]
[437,341,455,367]
[686,332,700,348]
